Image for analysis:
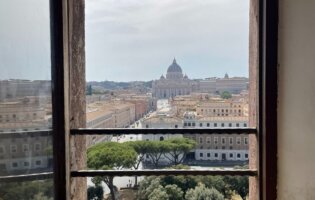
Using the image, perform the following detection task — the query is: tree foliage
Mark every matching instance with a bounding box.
[223,176,248,200]
[87,185,104,200]
[0,180,53,200]
[127,138,196,167]
[220,91,232,99]
[185,183,224,200]
[148,186,169,200]
[137,177,184,200]
[164,184,184,200]
[145,141,169,167]
[163,138,196,165]
[137,177,162,200]
[160,175,198,194]
[125,140,151,186]
[125,140,150,169]
[87,142,137,170]
[33,193,53,200]
[87,142,137,200]
[137,173,249,200]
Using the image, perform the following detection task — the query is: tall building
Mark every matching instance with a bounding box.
[152,58,195,99]
[0,97,52,175]
[0,80,51,101]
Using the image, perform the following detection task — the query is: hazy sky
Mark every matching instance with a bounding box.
[86,0,249,81]
[0,0,51,81]
[0,0,249,82]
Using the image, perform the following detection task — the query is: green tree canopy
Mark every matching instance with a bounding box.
[137,177,162,200]
[146,141,169,167]
[87,186,103,200]
[163,138,196,165]
[148,186,169,200]
[220,91,232,99]
[137,177,184,200]
[160,175,198,194]
[125,140,151,186]
[125,140,150,169]
[223,176,248,200]
[33,193,53,200]
[164,184,184,200]
[0,180,53,200]
[139,174,249,200]
[87,142,137,170]
[185,183,224,200]
[87,142,137,200]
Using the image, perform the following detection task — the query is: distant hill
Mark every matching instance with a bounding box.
[87,80,153,90]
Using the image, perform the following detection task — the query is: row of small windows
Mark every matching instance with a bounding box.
[199,152,249,159]
[200,109,242,113]
[215,113,242,117]
[145,124,179,128]
[199,137,249,145]
[0,113,38,119]
[11,160,42,168]
[0,143,42,154]
[184,122,247,127]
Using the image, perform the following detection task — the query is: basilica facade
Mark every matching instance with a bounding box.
[152,58,195,99]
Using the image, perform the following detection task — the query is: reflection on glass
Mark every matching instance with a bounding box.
[0,179,53,200]
[83,175,248,200]
[0,0,52,178]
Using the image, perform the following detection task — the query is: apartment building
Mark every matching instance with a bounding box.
[196,100,248,117]
[0,80,51,101]
[183,111,249,162]
[0,97,52,175]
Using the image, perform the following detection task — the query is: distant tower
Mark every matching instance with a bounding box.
[224,73,229,79]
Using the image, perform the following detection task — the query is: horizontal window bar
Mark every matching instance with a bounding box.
[0,172,53,182]
[70,128,257,135]
[0,130,52,139]
[71,169,257,177]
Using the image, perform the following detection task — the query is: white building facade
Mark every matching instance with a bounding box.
[183,111,249,162]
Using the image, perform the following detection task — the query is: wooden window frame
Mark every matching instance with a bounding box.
[0,0,278,200]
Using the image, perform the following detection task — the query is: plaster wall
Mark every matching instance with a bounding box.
[278,1,315,199]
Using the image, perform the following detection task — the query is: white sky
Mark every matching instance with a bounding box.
[0,0,51,81]
[85,0,250,81]
[0,0,249,82]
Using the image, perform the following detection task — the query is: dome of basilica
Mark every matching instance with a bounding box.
[167,58,183,73]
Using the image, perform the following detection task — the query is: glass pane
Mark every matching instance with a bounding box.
[0,0,53,182]
[76,175,249,200]
[0,179,53,200]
